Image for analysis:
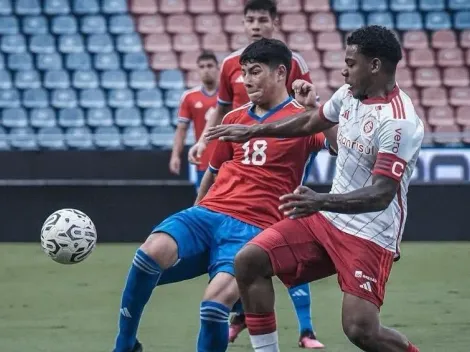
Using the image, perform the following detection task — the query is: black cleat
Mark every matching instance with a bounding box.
[131,341,143,352]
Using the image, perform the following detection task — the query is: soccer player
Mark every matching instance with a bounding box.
[206,26,424,352]
[113,39,336,352]
[189,0,322,346]
[169,51,219,190]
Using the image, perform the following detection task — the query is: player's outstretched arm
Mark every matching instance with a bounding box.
[195,170,216,204]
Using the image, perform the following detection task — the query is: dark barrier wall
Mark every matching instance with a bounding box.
[0,184,468,243]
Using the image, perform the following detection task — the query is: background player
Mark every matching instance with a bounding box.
[188,0,321,346]
[169,51,219,190]
[206,25,423,352]
[113,39,335,352]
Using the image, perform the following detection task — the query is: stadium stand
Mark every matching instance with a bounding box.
[0,0,469,149]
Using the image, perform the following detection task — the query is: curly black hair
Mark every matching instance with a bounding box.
[347,25,402,72]
[239,38,292,76]
[244,0,277,18]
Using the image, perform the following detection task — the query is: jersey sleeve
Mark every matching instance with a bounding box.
[318,84,349,124]
[208,113,234,173]
[288,53,312,96]
[177,92,192,124]
[372,119,424,182]
[307,133,326,152]
[217,59,233,106]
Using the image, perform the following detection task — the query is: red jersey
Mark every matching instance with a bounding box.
[217,48,311,109]
[199,97,327,229]
[177,86,217,170]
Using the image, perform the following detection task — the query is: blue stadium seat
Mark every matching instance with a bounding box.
[123,53,149,70]
[81,15,107,34]
[101,70,128,89]
[390,0,417,11]
[116,34,143,53]
[94,53,120,70]
[23,16,48,35]
[73,70,99,89]
[37,53,63,71]
[73,0,99,14]
[420,0,445,11]
[86,108,113,127]
[396,12,423,30]
[8,53,33,71]
[108,89,134,108]
[16,0,41,15]
[44,70,70,89]
[52,15,78,34]
[122,127,150,149]
[66,53,92,70]
[0,70,12,89]
[0,127,10,150]
[52,89,78,109]
[130,70,156,89]
[44,0,70,14]
[80,88,106,108]
[455,11,470,29]
[159,70,184,90]
[368,12,394,28]
[150,126,175,148]
[87,34,114,53]
[0,54,3,69]
[66,127,94,149]
[449,0,470,10]
[37,127,66,150]
[102,0,128,14]
[23,88,48,108]
[0,16,19,34]
[2,108,28,128]
[361,0,387,11]
[339,12,366,31]
[143,107,171,127]
[170,108,179,125]
[0,0,12,15]
[164,89,184,109]
[30,35,55,54]
[59,35,85,54]
[109,15,135,34]
[0,89,20,108]
[115,107,142,127]
[14,70,40,89]
[58,108,85,127]
[425,11,451,30]
[137,89,163,108]
[332,0,359,12]
[9,127,37,150]
[94,126,122,149]
[2,35,26,53]
[30,108,57,128]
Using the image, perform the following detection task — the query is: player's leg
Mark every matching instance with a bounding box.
[114,206,217,352]
[235,216,335,351]
[195,169,206,192]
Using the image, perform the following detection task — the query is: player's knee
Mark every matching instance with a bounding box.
[203,272,239,307]
[140,232,178,269]
[342,313,378,348]
[234,244,273,284]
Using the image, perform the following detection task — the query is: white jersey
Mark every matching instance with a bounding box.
[320,84,424,256]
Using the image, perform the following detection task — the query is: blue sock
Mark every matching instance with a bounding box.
[114,249,162,352]
[197,300,230,352]
[288,283,314,334]
[231,299,244,315]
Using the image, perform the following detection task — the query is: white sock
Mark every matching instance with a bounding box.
[249,331,280,352]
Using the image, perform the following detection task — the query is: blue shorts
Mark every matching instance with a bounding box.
[195,170,206,190]
[153,206,262,285]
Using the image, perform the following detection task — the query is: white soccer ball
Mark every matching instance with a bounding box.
[40,208,97,264]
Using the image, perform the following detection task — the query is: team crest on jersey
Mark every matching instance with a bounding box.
[195,101,203,109]
[235,75,244,83]
[361,115,377,139]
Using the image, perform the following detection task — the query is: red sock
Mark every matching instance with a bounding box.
[245,312,277,336]
[407,342,419,352]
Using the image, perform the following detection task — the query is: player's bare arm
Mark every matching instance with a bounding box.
[195,170,216,204]
[169,123,189,175]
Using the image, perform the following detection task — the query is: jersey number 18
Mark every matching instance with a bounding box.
[242,140,267,166]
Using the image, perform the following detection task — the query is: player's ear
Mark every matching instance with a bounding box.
[276,65,287,82]
[272,15,280,30]
[371,58,381,74]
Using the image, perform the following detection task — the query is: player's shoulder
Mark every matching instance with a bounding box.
[379,87,420,124]
[290,51,310,75]
[286,98,306,113]
[221,101,253,124]
[180,86,202,101]
[220,48,245,68]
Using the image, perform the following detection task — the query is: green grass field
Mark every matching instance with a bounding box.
[1,243,469,352]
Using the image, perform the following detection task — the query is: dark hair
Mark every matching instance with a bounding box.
[240,38,291,76]
[197,50,218,65]
[346,25,402,72]
[244,0,277,18]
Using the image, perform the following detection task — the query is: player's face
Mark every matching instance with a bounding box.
[197,59,218,85]
[243,10,276,43]
[241,61,285,105]
[342,45,374,100]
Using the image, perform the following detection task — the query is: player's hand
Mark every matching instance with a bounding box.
[279,186,325,219]
[205,124,254,143]
[169,156,181,175]
[292,80,318,109]
[188,142,202,165]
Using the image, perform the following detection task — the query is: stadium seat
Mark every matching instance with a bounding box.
[52,89,78,109]
[108,89,134,108]
[130,70,156,89]
[115,107,142,127]
[164,89,183,108]
[309,68,328,88]
[0,0,12,15]
[230,33,250,51]
[66,53,92,70]
[316,32,343,51]
[202,33,229,52]
[339,12,365,31]
[66,126,94,149]
[455,11,470,30]
[94,126,122,149]
[87,34,114,53]
[189,0,215,14]
[449,0,470,10]
[277,0,302,13]
[456,106,470,126]
[0,16,19,34]
[30,34,55,54]
[145,34,172,52]
[323,50,344,69]
[44,0,70,14]
[130,0,158,14]
[2,108,28,128]
[109,14,135,34]
[101,70,128,89]
[172,33,199,52]
[0,54,3,69]
[167,14,194,34]
[409,48,435,67]
[30,108,56,128]
[0,70,12,89]
[420,0,445,11]
[159,70,184,90]
[22,16,48,34]
[449,87,470,106]
[397,12,423,30]
[425,11,451,30]
[185,70,200,88]
[224,14,244,33]
[143,107,171,127]
[37,53,63,71]
[0,91,20,109]
[16,0,41,15]
[391,0,417,11]
[59,35,85,53]
[150,126,175,148]
[9,127,38,150]
[102,0,128,14]
[94,53,120,71]
[52,15,78,35]
[287,33,315,51]
[396,68,413,88]
[415,67,441,87]
[80,88,106,108]
[421,87,448,107]
[180,51,199,71]
[123,53,149,70]
[87,108,114,127]
[309,13,336,32]
[122,126,151,149]
[333,0,359,12]
[150,52,178,70]
[0,127,9,150]
[431,30,457,49]
[368,12,394,28]
[116,34,143,53]
[299,50,321,69]
[328,69,344,89]
[362,0,387,11]
[73,0,99,14]
[15,70,40,89]
[462,125,470,144]
[427,106,455,126]
[137,15,165,34]
[2,35,26,54]
[281,14,308,32]
[443,67,469,87]
[37,126,66,149]
[305,0,330,12]
[23,88,49,108]
[44,70,71,89]
[8,53,33,71]
[159,0,186,14]
[437,48,464,67]
[402,31,428,49]
[403,87,420,106]
[218,0,244,14]
[73,70,99,89]
[81,15,106,34]
[433,125,461,145]
[136,89,163,108]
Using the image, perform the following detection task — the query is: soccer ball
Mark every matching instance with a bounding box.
[40,208,97,264]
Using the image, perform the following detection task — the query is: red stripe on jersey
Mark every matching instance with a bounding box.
[390,98,398,119]
[395,187,405,255]
[372,152,408,182]
[397,95,406,119]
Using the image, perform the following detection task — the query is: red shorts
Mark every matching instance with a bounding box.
[249,213,395,308]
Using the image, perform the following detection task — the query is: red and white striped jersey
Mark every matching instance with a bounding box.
[319,84,424,256]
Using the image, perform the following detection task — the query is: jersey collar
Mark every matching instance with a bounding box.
[248,96,293,123]
[361,83,400,105]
